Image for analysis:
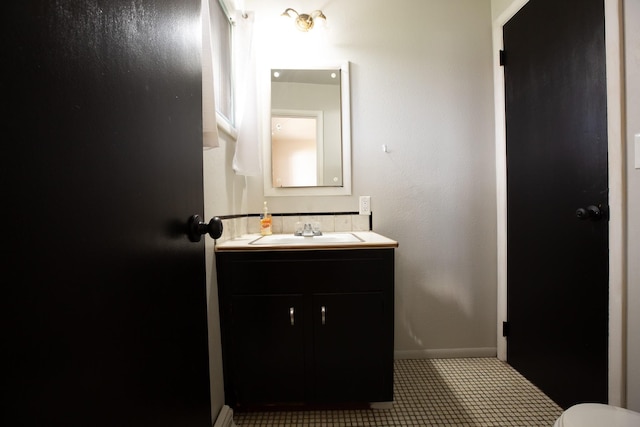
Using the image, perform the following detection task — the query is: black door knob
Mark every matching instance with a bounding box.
[576,205,603,221]
[188,215,223,242]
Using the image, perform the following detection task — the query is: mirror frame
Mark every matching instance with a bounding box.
[263,61,351,197]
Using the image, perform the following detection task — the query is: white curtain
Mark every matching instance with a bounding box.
[201,0,220,149]
[232,11,261,176]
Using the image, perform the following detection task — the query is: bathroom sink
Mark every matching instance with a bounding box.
[250,233,363,245]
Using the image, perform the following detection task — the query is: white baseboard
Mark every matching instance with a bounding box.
[394,347,497,359]
[213,405,236,427]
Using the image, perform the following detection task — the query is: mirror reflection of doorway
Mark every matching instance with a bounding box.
[271,111,323,187]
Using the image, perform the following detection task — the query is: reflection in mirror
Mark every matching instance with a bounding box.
[264,62,351,197]
[271,111,323,187]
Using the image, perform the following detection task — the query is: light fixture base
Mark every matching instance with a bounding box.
[281,8,326,32]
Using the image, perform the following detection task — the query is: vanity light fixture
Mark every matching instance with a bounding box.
[281,8,326,32]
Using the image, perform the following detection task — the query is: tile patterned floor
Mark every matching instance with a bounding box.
[233,358,563,426]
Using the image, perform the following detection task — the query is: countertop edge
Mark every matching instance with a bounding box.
[215,231,398,252]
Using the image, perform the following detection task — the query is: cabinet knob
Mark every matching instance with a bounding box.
[290,307,295,326]
[321,306,326,325]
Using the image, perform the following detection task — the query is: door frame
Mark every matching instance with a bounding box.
[491,0,627,406]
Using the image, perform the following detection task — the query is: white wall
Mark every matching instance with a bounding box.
[624,0,640,412]
[202,129,249,418]
[242,0,498,357]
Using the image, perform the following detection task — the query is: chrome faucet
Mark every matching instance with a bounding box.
[294,221,322,236]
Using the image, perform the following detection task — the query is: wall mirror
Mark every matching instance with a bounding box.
[263,61,351,196]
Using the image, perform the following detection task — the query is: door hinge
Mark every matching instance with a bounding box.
[502,321,510,337]
[499,50,506,66]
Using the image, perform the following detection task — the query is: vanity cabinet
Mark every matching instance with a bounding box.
[216,248,394,409]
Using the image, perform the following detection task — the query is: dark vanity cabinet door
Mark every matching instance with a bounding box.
[227,294,305,405]
[216,248,394,409]
[312,292,393,403]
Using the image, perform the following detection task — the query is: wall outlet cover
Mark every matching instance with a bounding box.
[359,196,371,215]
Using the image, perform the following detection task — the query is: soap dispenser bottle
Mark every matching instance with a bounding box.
[260,201,272,236]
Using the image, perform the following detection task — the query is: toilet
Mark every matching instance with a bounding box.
[554,403,640,427]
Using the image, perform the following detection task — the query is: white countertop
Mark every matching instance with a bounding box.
[215,231,398,251]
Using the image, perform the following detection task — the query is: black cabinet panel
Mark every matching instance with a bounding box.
[228,294,305,405]
[219,249,392,294]
[312,292,393,402]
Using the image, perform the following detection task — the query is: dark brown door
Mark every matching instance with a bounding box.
[3,1,211,426]
[504,0,608,409]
